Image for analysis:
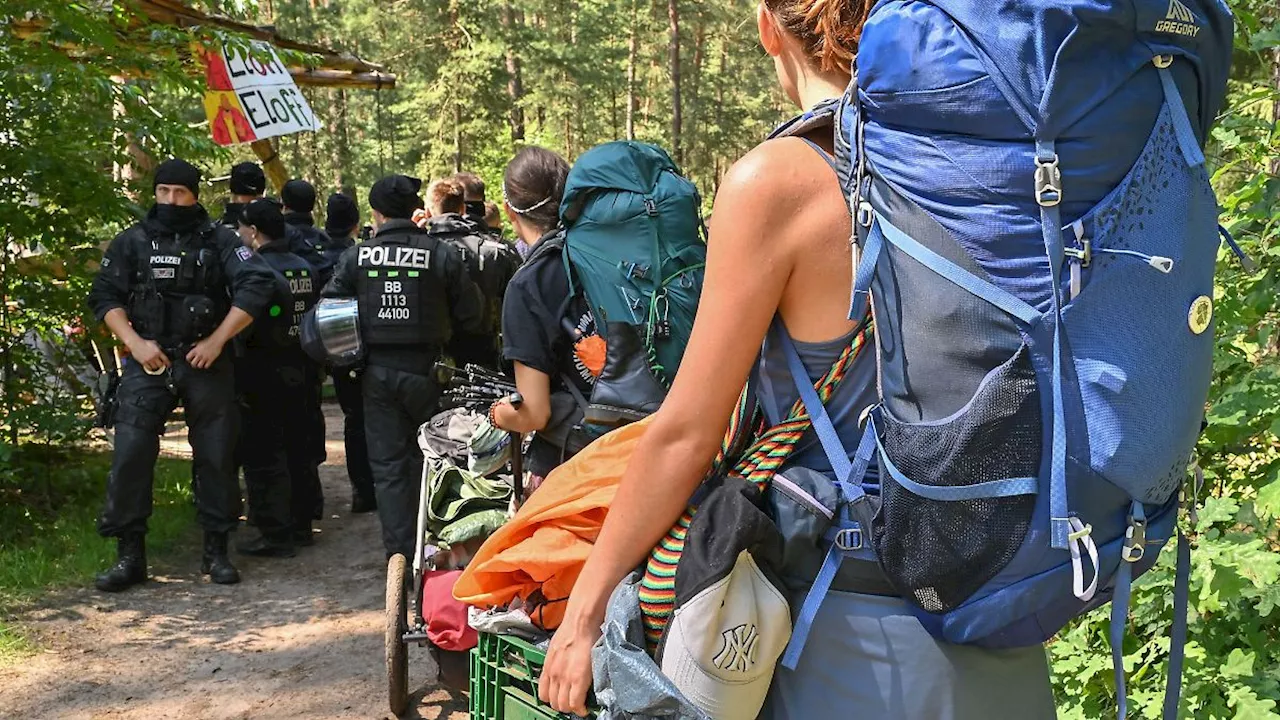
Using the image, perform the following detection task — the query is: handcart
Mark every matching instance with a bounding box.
[386,366,525,716]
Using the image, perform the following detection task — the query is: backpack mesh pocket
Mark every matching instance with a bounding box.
[873,345,1040,613]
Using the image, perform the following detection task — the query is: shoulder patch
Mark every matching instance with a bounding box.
[236,246,254,262]
[100,256,112,268]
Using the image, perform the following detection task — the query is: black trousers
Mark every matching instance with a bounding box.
[363,363,441,558]
[237,354,320,538]
[304,367,326,520]
[98,356,239,537]
[333,367,374,500]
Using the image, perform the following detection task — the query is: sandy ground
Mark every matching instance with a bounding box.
[0,404,467,720]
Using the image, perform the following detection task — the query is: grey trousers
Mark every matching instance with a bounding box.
[761,589,1057,720]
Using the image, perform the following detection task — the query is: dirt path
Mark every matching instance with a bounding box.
[0,404,467,720]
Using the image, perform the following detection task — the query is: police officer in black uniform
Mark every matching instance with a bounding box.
[280,178,332,527]
[445,173,521,369]
[219,162,267,229]
[322,175,485,559]
[233,199,321,556]
[282,179,337,285]
[87,158,276,591]
[323,192,376,514]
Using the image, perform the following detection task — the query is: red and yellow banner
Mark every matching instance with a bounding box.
[202,41,321,147]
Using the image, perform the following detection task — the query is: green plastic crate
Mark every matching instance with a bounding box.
[469,632,597,720]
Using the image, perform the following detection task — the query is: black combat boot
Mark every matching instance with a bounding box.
[585,322,668,427]
[201,531,242,584]
[95,533,147,592]
[237,531,297,558]
[350,492,377,514]
[292,521,315,548]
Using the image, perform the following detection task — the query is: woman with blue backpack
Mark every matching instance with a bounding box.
[536,0,1061,717]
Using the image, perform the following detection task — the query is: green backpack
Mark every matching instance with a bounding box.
[560,141,707,426]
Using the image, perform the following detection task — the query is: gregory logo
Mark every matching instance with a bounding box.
[712,624,760,673]
[1155,0,1200,37]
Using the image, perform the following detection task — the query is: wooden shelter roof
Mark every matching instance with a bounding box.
[134,0,396,89]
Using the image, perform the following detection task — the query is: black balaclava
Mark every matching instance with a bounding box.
[153,158,204,233]
[369,175,423,220]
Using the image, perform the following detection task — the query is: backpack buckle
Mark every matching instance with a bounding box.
[1034,154,1062,207]
[1122,517,1147,563]
[857,200,875,229]
[834,526,864,551]
[1063,239,1091,267]
[644,198,658,216]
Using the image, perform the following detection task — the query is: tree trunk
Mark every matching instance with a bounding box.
[334,88,352,193]
[503,2,526,142]
[687,19,705,168]
[0,233,11,446]
[667,0,682,163]
[454,102,464,173]
[713,44,727,192]
[626,4,638,141]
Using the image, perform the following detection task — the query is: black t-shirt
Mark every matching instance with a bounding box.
[501,230,601,474]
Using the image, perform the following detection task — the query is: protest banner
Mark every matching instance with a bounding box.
[202,41,322,146]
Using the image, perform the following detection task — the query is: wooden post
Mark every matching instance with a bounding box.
[251,139,289,193]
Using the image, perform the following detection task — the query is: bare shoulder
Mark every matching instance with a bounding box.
[718,138,831,209]
[711,138,847,250]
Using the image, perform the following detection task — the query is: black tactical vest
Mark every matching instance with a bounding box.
[355,230,452,348]
[250,248,318,352]
[128,224,229,346]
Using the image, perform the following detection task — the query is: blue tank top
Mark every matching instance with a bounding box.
[753,322,878,475]
[753,105,878,477]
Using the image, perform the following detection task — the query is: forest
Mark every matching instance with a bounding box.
[1,0,1279,717]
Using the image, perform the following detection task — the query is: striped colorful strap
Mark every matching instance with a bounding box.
[637,323,873,648]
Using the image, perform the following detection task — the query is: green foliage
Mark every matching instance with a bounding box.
[255,0,784,218]
[0,2,242,459]
[1052,3,1280,716]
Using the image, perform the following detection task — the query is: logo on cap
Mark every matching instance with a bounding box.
[1155,0,1200,37]
[712,623,760,674]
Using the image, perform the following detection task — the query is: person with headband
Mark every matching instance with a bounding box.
[87,158,276,591]
[535,0,1057,717]
[321,174,486,560]
[488,147,601,491]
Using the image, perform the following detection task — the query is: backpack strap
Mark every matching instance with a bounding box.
[798,137,840,178]
[638,319,872,650]
[770,317,879,670]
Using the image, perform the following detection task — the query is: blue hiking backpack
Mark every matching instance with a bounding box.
[778,2,1244,717]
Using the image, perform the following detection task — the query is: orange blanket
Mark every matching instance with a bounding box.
[453,417,652,629]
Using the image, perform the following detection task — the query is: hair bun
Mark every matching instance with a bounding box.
[767,0,869,74]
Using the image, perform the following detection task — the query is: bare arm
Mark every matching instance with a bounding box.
[493,362,552,434]
[539,144,810,714]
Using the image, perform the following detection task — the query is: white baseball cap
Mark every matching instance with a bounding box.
[660,547,791,719]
